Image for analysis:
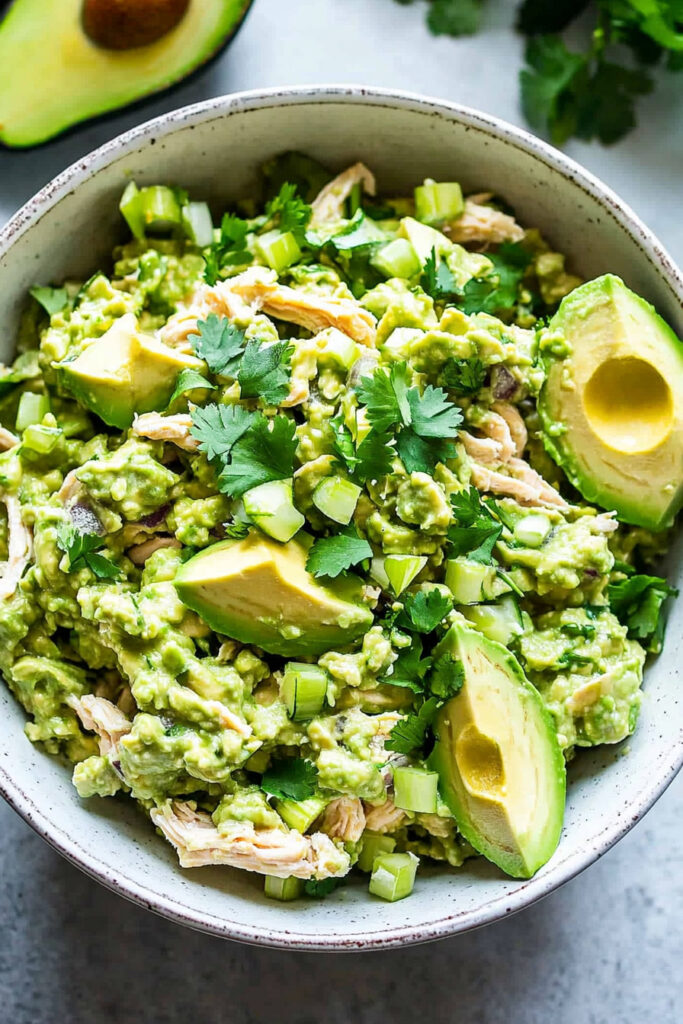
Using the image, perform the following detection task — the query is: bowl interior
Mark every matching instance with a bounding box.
[0,89,681,949]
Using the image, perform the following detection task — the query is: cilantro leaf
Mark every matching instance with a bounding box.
[218,413,298,497]
[406,385,463,437]
[264,182,312,242]
[385,696,440,754]
[30,286,68,316]
[190,403,254,462]
[385,637,434,691]
[427,0,483,36]
[400,588,453,634]
[190,315,246,376]
[448,487,502,564]
[168,368,215,405]
[330,414,394,483]
[396,429,457,474]
[223,520,250,539]
[441,356,486,395]
[608,573,678,652]
[461,243,531,315]
[420,249,459,302]
[237,339,293,406]
[356,362,411,433]
[429,653,465,699]
[306,526,372,579]
[203,214,251,285]
[261,758,319,801]
[56,523,120,580]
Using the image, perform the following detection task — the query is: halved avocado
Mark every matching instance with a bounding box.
[539,275,683,530]
[174,532,374,657]
[57,312,204,428]
[428,623,566,879]
[0,0,253,147]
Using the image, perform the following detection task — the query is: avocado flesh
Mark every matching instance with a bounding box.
[58,313,203,429]
[0,0,252,147]
[174,533,374,657]
[539,275,683,530]
[429,623,566,879]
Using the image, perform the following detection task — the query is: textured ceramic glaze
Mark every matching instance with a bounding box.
[0,87,680,950]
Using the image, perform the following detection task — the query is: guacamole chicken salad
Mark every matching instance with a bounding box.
[0,154,680,902]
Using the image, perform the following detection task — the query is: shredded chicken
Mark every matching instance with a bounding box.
[151,801,351,879]
[0,495,33,601]
[363,798,407,834]
[127,536,181,565]
[593,512,619,535]
[67,694,132,756]
[446,196,524,246]
[206,700,252,738]
[320,797,366,843]
[491,401,528,457]
[310,162,376,226]
[470,459,568,509]
[0,426,19,451]
[132,412,199,452]
[57,469,82,505]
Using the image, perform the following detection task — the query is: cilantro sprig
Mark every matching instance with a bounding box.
[264,182,312,242]
[237,339,293,406]
[447,486,503,563]
[330,414,395,484]
[203,214,251,285]
[441,356,487,395]
[306,526,373,579]
[261,758,319,801]
[56,523,120,580]
[190,315,246,376]
[608,572,678,653]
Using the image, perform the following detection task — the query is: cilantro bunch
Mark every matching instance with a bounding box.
[394,0,682,144]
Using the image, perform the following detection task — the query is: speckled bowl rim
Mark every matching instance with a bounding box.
[0,85,681,951]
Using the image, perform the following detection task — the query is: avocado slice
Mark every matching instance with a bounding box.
[539,275,683,530]
[174,532,374,657]
[429,623,566,879]
[57,313,204,429]
[0,0,253,147]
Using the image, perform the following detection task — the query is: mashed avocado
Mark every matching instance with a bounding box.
[0,156,677,898]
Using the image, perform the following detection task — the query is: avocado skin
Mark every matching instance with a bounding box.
[0,0,254,148]
[428,623,566,879]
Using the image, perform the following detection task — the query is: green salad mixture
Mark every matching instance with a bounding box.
[0,152,679,902]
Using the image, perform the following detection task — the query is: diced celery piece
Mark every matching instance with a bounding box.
[371,238,421,280]
[312,476,362,525]
[119,181,145,239]
[369,852,419,902]
[414,180,464,225]
[182,201,214,248]
[256,229,302,272]
[22,423,62,454]
[16,391,49,431]
[384,554,427,595]
[513,514,552,548]
[370,556,390,590]
[281,662,329,721]
[445,557,497,605]
[139,186,182,235]
[462,594,524,646]
[357,832,397,873]
[276,795,327,833]
[243,479,304,543]
[264,875,304,901]
[316,328,359,370]
[393,766,439,813]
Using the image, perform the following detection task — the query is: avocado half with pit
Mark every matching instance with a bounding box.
[539,275,683,531]
[175,532,374,658]
[0,0,254,147]
[429,623,566,879]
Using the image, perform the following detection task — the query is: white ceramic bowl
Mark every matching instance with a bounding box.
[0,86,681,950]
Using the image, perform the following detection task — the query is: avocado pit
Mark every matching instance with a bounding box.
[83,0,190,50]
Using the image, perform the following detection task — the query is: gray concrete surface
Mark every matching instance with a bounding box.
[0,1,681,1020]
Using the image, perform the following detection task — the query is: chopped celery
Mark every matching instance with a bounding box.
[256,229,302,272]
[139,186,182,236]
[16,391,49,431]
[370,556,390,590]
[312,476,362,525]
[393,766,439,813]
[119,181,144,239]
[281,662,329,721]
[276,795,327,833]
[182,201,214,247]
[264,875,304,901]
[357,832,397,873]
[514,514,552,548]
[414,180,464,225]
[316,329,359,370]
[243,479,304,543]
[462,595,524,646]
[369,852,419,902]
[22,423,62,454]
[445,557,510,604]
[371,238,421,279]
[384,554,427,595]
